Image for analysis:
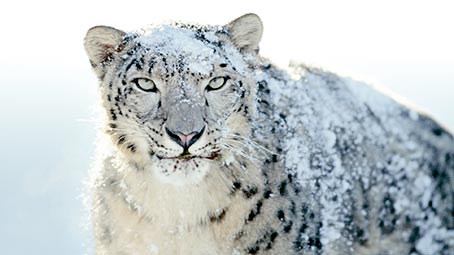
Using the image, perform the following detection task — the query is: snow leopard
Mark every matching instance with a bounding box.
[84,13,454,255]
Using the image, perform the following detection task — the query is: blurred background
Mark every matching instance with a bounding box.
[0,0,452,254]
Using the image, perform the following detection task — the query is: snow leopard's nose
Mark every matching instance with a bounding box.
[165,126,205,150]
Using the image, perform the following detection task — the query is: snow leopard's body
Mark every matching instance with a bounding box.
[84,14,454,255]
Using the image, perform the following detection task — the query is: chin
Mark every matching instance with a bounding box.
[149,154,218,186]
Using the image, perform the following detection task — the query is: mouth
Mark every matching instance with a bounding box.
[156,150,221,160]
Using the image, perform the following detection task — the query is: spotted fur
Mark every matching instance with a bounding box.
[85,14,454,255]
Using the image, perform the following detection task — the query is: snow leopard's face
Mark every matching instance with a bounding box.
[85,15,263,185]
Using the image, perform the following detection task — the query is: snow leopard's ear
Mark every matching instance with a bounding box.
[226,13,263,54]
[84,26,126,79]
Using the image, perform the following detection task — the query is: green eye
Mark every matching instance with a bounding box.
[206,76,229,91]
[132,78,157,92]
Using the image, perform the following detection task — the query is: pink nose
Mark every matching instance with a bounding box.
[176,133,196,147]
[165,126,205,150]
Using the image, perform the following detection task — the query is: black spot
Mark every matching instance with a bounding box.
[259,99,269,107]
[293,240,304,251]
[309,212,315,219]
[234,231,244,240]
[289,201,296,215]
[432,127,443,136]
[266,231,279,249]
[301,203,309,214]
[263,189,272,199]
[219,63,228,68]
[257,80,270,94]
[99,224,113,244]
[117,107,123,116]
[148,63,155,74]
[277,210,285,222]
[284,220,293,233]
[270,231,278,241]
[90,60,97,68]
[247,200,263,222]
[308,236,322,250]
[209,208,227,223]
[230,181,242,196]
[409,247,418,254]
[243,105,249,115]
[247,246,259,254]
[278,181,287,196]
[408,226,420,244]
[378,193,397,234]
[353,226,367,245]
[299,223,308,233]
[242,186,258,199]
[315,238,322,250]
[127,144,136,153]
[135,62,142,70]
[288,173,295,183]
[125,59,138,73]
[235,104,244,113]
[307,237,314,247]
[239,89,246,99]
[117,135,126,145]
[233,181,242,190]
[110,109,117,120]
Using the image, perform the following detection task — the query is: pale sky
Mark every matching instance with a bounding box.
[2,0,453,128]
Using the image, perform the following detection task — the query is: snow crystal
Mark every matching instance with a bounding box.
[414,174,432,208]
[231,248,241,255]
[409,110,419,121]
[149,244,159,254]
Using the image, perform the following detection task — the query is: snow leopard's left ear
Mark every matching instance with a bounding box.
[226,13,263,53]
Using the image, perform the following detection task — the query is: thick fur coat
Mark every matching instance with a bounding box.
[84,14,454,255]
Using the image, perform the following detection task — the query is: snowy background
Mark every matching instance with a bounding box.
[0,0,452,254]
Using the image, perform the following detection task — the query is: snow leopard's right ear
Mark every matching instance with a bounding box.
[84,26,126,79]
[226,13,263,54]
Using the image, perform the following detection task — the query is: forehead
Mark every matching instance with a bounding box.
[127,25,223,75]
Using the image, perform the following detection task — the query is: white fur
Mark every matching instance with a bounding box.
[92,138,263,254]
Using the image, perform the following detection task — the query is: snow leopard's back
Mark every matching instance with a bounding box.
[247,63,454,255]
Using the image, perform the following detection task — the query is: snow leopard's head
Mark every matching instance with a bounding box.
[84,14,263,185]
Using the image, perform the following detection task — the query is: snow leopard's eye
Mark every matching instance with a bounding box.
[206,76,229,91]
[132,78,157,93]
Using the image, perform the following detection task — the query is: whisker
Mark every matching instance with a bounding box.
[220,141,264,168]
[225,134,276,155]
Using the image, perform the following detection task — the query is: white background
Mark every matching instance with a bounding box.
[0,0,452,254]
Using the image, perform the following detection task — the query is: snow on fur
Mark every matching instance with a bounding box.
[85,14,454,255]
